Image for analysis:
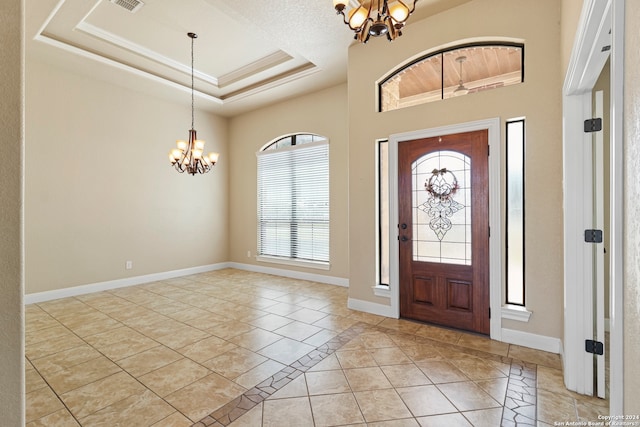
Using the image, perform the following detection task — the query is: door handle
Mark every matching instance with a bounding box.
[401,236,409,242]
[400,223,408,229]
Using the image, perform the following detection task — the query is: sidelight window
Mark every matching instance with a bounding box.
[506,119,525,305]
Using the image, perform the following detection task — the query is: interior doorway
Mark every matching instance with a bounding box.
[562,0,623,413]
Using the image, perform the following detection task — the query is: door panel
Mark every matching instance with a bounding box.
[399,130,489,334]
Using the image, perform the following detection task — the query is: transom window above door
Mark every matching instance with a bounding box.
[379,43,524,112]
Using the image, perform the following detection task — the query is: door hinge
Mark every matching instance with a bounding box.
[584,229,603,243]
[585,339,604,355]
[584,118,602,133]
[487,145,490,156]
[488,307,491,319]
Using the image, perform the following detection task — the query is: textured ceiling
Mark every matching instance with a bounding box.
[26,0,471,117]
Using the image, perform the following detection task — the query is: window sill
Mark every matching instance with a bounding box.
[373,285,390,298]
[501,304,532,322]
[256,255,330,271]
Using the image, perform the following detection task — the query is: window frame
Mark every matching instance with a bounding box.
[505,118,526,306]
[378,41,525,112]
[256,133,330,270]
[375,139,390,288]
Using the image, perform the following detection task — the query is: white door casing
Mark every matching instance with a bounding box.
[389,118,502,340]
[563,0,624,412]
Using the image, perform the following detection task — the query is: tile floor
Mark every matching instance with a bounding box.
[25,269,609,426]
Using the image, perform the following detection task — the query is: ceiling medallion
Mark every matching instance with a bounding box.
[168,32,219,175]
[333,0,418,43]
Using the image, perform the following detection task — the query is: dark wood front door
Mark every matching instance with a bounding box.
[398,130,489,334]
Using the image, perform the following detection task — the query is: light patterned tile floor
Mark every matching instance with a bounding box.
[24,269,609,426]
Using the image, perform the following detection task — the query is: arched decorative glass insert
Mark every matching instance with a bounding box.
[412,150,472,265]
[379,43,524,112]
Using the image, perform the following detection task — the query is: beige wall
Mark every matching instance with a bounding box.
[561,0,586,77]
[25,57,229,294]
[0,0,25,423]
[624,0,640,413]
[348,0,564,338]
[228,84,349,280]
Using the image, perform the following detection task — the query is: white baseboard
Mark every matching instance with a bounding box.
[24,263,231,304]
[501,328,562,354]
[347,297,396,318]
[347,299,561,355]
[228,262,349,287]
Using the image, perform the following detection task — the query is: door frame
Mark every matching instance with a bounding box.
[389,118,502,339]
[563,0,623,411]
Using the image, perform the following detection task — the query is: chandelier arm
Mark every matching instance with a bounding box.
[379,0,388,19]
[385,16,397,41]
[398,0,417,19]
[366,0,376,27]
[337,9,350,26]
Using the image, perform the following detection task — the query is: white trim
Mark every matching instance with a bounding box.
[75,22,220,86]
[255,256,330,271]
[347,297,395,317]
[562,91,594,395]
[564,1,612,96]
[32,32,318,107]
[609,0,624,413]
[25,262,350,305]
[24,263,231,304]
[388,118,502,338]
[501,305,532,322]
[33,34,223,105]
[373,285,391,298]
[223,64,321,105]
[563,0,624,405]
[594,89,606,398]
[256,138,329,156]
[228,262,348,287]
[501,328,562,354]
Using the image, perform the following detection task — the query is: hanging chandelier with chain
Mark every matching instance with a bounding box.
[169,32,219,175]
[333,0,418,43]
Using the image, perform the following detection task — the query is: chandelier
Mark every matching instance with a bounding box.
[333,0,418,43]
[169,32,219,175]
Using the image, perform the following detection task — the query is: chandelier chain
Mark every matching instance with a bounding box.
[191,34,194,130]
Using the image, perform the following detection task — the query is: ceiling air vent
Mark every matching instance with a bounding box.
[109,0,144,13]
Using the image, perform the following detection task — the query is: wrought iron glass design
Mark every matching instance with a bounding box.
[412,150,471,265]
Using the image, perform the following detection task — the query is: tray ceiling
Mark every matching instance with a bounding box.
[26,0,471,117]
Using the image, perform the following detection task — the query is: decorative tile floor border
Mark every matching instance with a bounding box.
[192,322,538,426]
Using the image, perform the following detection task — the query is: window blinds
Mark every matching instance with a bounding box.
[257,140,329,263]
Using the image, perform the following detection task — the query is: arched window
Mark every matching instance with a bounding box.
[257,133,330,266]
[379,43,524,112]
